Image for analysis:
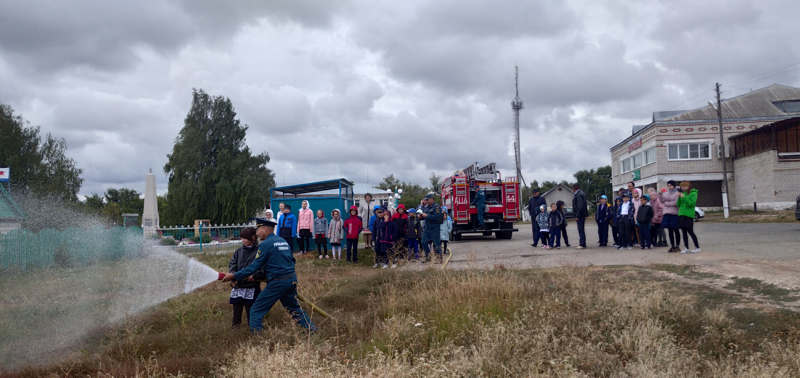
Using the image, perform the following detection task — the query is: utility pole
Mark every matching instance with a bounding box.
[511,66,527,215]
[715,83,730,219]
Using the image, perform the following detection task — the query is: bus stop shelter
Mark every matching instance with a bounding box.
[270,178,354,251]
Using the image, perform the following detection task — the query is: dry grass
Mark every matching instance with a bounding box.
[5,252,800,377]
[221,267,800,377]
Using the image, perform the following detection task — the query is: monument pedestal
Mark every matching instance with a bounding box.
[142,170,160,237]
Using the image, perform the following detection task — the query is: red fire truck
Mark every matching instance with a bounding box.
[440,162,520,240]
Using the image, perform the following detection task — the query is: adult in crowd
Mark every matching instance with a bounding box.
[627,181,636,195]
[227,227,265,329]
[677,181,701,254]
[471,187,486,230]
[659,180,681,252]
[221,218,316,333]
[419,194,444,263]
[631,189,642,246]
[358,193,377,249]
[571,184,588,250]
[528,189,547,247]
[647,188,666,247]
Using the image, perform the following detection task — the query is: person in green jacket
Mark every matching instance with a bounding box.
[676,181,700,254]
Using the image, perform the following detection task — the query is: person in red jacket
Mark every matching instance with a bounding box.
[343,206,362,263]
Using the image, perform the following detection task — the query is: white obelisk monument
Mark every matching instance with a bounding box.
[142,169,160,236]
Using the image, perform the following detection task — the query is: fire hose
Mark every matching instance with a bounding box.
[441,248,453,270]
[217,272,331,319]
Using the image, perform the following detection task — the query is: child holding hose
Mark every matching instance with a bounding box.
[227,227,265,328]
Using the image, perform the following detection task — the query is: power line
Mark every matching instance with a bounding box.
[727,61,800,87]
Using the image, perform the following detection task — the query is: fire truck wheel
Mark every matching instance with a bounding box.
[495,231,513,239]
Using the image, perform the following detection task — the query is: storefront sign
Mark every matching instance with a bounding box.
[627,136,643,153]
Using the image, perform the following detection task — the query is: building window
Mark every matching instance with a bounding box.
[632,153,642,169]
[354,199,360,209]
[380,199,389,207]
[773,100,800,113]
[643,147,656,165]
[668,143,711,160]
[621,157,631,173]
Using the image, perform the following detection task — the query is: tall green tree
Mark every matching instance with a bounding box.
[429,172,442,192]
[376,174,433,210]
[573,165,612,204]
[163,89,275,225]
[0,104,83,201]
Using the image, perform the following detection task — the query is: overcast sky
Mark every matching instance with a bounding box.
[2,0,800,198]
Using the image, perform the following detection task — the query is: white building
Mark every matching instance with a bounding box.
[610,84,800,210]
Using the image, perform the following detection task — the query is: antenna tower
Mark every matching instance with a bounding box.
[511,66,527,189]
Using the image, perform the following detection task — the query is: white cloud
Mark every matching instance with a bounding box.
[2,0,800,200]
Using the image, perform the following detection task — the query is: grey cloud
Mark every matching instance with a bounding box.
[650,0,800,88]
[4,0,800,198]
[0,0,349,77]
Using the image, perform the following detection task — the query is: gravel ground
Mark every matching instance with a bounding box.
[410,221,800,288]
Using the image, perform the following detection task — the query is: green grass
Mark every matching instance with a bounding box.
[725,277,800,302]
[647,264,725,280]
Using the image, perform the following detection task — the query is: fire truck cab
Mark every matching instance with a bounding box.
[440,162,520,240]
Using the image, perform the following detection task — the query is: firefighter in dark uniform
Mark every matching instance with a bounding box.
[420,193,444,263]
[221,218,316,333]
[471,187,486,230]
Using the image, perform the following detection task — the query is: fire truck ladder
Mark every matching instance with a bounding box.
[504,177,519,220]
[454,182,469,224]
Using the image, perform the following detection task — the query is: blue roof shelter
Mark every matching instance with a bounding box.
[270,179,354,252]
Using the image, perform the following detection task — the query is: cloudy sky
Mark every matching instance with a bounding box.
[2,0,800,198]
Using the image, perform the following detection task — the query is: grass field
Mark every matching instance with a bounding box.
[4,248,800,377]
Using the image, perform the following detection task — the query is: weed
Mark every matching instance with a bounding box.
[725,277,800,302]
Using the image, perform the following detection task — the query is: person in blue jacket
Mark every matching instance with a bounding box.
[278,204,298,253]
[595,195,612,247]
[471,188,486,230]
[420,193,444,263]
[221,218,316,333]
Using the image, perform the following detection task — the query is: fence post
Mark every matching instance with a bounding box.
[200,223,203,252]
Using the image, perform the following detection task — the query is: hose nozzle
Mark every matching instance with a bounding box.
[218,272,226,280]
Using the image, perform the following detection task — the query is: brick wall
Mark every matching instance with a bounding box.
[733,150,800,210]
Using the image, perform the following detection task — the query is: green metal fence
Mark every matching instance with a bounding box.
[0,226,145,271]
[152,224,249,253]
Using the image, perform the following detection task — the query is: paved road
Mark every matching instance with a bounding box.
[419,221,800,287]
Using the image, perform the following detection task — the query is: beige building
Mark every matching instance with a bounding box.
[610,84,800,209]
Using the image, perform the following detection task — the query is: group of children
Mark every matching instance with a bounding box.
[596,181,700,253]
[262,200,454,267]
[531,187,680,251]
[604,190,658,249]
[533,201,568,249]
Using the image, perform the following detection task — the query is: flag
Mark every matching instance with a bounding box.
[0,167,8,182]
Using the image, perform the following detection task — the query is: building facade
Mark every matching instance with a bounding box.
[610,84,800,209]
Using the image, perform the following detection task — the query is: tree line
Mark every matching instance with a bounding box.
[2,92,611,229]
[1,89,274,228]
